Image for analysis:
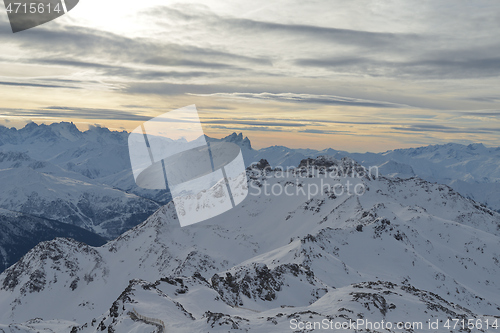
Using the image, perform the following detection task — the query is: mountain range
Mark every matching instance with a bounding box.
[0,156,498,331]
[1,122,499,267]
[243,141,500,213]
[2,122,499,223]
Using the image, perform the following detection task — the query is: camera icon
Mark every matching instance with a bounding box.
[128,105,248,227]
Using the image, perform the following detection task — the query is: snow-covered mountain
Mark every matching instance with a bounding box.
[0,149,160,278]
[0,123,170,203]
[1,156,498,332]
[0,209,106,273]
[352,143,500,213]
[0,124,253,214]
[0,124,255,241]
[0,151,160,239]
[239,139,500,213]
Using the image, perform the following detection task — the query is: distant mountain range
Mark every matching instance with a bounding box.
[239,137,500,213]
[0,156,498,332]
[3,122,499,219]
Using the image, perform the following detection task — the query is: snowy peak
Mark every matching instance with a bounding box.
[1,237,105,294]
[207,132,252,150]
[389,142,498,161]
[20,122,83,143]
[0,122,129,148]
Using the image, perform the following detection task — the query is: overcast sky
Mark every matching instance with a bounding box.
[1,0,499,151]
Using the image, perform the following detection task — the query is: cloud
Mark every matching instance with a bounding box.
[0,106,224,123]
[202,119,307,127]
[462,97,500,103]
[32,58,214,80]
[197,106,236,111]
[392,124,499,134]
[31,57,257,81]
[296,54,500,79]
[0,81,80,89]
[191,92,410,108]
[125,82,233,95]
[1,22,271,70]
[298,129,350,134]
[147,6,417,49]
[142,54,268,68]
[234,117,389,126]
[460,110,500,117]
[0,106,149,121]
[0,19,274,97]
[207,125,289,132]
[121,104,155,109]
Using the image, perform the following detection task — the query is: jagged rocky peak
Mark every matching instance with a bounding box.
[22,121,78,133]
[12,121,83,143]
[207,132,252,150]
[210,262,323,308]
[224,132,244,143]
[248,159,271,170]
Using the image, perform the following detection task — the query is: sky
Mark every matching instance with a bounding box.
[0,0,499,152]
